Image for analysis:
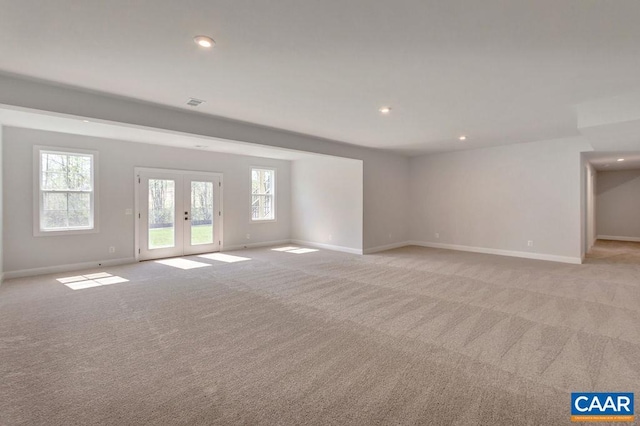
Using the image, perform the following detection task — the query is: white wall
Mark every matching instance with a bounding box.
[596,169,640,241]
[291,156,363,253]
[0,74,411,252]
[0,125,3,283]
[3,127,291,274]
[586,163,597,251]
[361,153,410,251]
[410,137,592,263]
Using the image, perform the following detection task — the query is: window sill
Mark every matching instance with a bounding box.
[251,219,277,224]
[34,227,99,237]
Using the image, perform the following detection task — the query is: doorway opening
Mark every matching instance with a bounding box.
[583,152,640,264]
[135,168,222,261]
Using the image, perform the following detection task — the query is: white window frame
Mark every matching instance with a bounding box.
[250,167,276,222]
[33,146,100,237]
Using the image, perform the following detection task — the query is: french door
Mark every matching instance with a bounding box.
[136,169,222,261]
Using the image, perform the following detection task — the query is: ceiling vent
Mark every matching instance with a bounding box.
[186,98,206,107]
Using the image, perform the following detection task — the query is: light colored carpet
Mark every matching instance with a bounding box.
[1,242,639,425]
[587,239,640,265]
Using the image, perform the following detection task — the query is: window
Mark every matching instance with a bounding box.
[251,168,275,221]
[35,147,98,235]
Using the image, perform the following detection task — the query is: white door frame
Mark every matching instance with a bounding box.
[134,167,224,261]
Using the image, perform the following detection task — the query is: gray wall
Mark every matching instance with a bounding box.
[410,137,592,261]
[3,127,291,273]
[596,169,640,240]
[291,157,363,252]
[2,74,599,265]
[0,74,411,252]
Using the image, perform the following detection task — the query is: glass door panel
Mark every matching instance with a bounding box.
[148,179,176,249]
[138,172,184,261]
[190,181,214,245]
[183,175,220,256]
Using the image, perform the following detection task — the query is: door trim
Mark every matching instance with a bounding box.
[134,167,224,261]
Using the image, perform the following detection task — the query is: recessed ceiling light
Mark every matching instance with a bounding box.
[379,106,391,114]
[459,135,467,141]
[194,35,215,48]
[617,158,625,162]
[82,120,90,123]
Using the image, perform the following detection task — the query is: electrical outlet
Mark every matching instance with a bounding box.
[527,240,534,247]
[125,208,133,215]
[109,246,116,253]
[388,233,392,239]
[246,234,251,240]
[435,232,440,239]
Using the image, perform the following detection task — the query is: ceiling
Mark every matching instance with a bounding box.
[585,151,640,172]
[1,0,640,154]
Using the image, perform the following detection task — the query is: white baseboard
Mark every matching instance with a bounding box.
[3,238,362,280]
[364,241,411,254]
[222,239,293,252]
[291,239,363,255]
[597,235,640,242]
[4,257,136,280]
[226,238,363,255]
[408,241,583,265]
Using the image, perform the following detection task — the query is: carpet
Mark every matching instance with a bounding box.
[1,242,639,425]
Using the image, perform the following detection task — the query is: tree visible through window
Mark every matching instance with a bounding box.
[251,168,275,221]
[39,149,95,232]
[148,179,175,248]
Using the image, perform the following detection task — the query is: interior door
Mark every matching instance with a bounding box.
[138,170,221,261]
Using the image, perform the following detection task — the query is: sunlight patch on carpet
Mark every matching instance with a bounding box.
[198,253,251,263]
[155,258,212,270]
[57,273,129,290]
[287,248,319,254]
